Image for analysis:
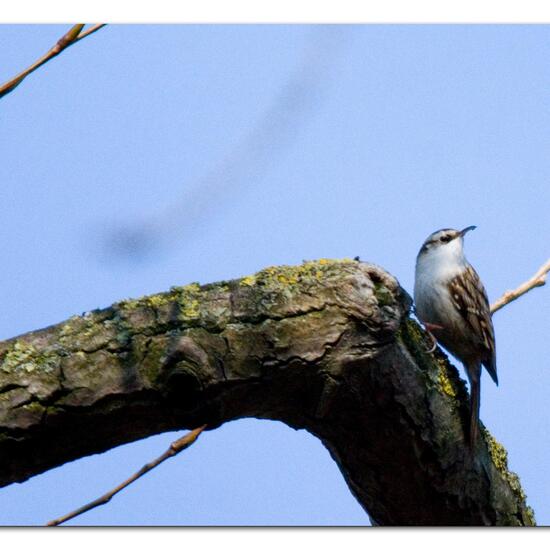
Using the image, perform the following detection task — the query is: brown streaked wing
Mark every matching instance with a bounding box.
[448,265,497,383]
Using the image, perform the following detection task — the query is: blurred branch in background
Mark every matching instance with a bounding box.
[103,26,358,262]
[491,258,550,314]
[0,24,106,99]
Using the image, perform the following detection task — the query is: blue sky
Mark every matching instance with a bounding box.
[0,24,548,525]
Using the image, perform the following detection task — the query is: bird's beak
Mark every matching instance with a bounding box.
[459,225,476,237]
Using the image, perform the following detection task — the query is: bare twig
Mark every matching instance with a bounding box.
[46,424,207,526]
[0,23,106,100]
[73,24,106,42]
[491,258,550,314]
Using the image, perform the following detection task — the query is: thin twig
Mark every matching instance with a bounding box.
[46,424,207,527]
[0,23,106,100]
[491,258,550,314]
[74,24,106,43]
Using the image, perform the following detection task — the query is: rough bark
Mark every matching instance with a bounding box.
[0,259,534,526]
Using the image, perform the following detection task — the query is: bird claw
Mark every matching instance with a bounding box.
[417,320,443,354]
[425,332,438,353]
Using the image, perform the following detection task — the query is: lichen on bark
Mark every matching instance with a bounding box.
[0,259,534,525]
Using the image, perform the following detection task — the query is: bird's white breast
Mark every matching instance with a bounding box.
[414,238,467,324]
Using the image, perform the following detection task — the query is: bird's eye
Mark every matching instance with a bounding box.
[439,235,452,243]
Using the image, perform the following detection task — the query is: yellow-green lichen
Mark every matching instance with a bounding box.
[58,315,86,338]
[483,428,535,524]
[399,319,467,402]
[276,272,299,285]
[60,312,110,340]
[438,364,457,397]
[0,341,59,374]
[183,282,201,292]
[20,400,45,414]
[56,308,136,353]
[181,299,200,319]
[141,347,164,385]
[485,429,509,473]
[111,321,133,347]
[373,283,394,306]
[239,259,356,290]
[114,282,206,328]
[142,293,171,309]
[524,505,537,526]
[240,275,257,287]
[398,319,438,372]
[117,298,141,312]
[171,282,202,321]
[118,292,172,312]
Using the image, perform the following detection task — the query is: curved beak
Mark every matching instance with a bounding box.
[459,225,476,237]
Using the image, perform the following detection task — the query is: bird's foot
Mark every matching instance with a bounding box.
[420,321,444,353]
[423,321,444,332]
[425,332,438,353]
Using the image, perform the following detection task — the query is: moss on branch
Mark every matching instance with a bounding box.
[0,259,534,525]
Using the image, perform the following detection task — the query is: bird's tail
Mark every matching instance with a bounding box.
[468,364,482,448]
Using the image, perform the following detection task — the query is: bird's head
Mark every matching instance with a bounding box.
[417,226,476,266]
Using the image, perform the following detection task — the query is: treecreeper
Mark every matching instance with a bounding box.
[414,226,497,448]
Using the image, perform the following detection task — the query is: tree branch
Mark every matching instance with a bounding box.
[0,259,534,525]
[491,258,550,314]
[0,24,106,100]
[46,425,206,526]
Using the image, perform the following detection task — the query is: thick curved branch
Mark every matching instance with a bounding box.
[0,24,106,99]
[0,260,534,525]
[491,258,550,314]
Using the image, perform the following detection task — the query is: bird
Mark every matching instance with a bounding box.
[414,226,497,448]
